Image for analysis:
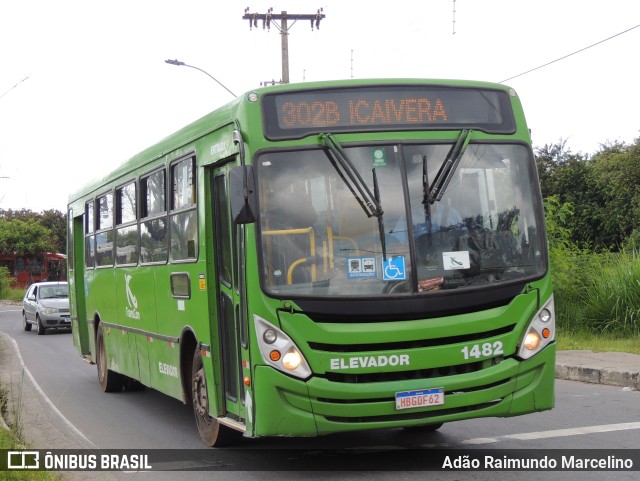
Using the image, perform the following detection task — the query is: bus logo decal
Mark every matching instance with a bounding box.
[442,251,470,270]
[124,274,140,320]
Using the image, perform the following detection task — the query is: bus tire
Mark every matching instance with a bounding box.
[36,315,46,335]
[23,312,32,331]
[403,422,444,432]
[96,324,124,393]
[191,349,242,447]
[124,377,146,392]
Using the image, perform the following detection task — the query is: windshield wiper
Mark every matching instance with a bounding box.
[426,129,473,204]
[320,134,382,218]
[320,133,387,259]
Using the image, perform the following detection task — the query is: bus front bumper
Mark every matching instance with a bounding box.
[252,344,556,437]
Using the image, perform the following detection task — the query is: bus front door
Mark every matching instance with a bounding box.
[211,164,246,425]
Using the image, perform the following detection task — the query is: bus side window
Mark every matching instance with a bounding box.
[170,156,198,261]
[85,200,95,268]
[96,192,114,267]
[115,182,138,265]
[140,169,168,264]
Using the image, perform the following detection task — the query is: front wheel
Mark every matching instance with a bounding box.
[23,312,32,331]
[96,324,124,392]
[191,349,242,447]
[36,315,46,335]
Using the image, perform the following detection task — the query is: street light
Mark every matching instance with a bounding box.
[164,59,237,98]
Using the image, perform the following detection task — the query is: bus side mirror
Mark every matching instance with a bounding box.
[229,165,258,224]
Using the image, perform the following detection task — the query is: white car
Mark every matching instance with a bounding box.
[22,281,71,335]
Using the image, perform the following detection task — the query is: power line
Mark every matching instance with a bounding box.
[500,24,640,83]
[0,75,29,100]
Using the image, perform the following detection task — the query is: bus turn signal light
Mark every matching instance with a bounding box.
[269,350,281,362]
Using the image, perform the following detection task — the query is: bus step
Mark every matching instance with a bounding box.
[217,417,246,432]
[81,355,95,365]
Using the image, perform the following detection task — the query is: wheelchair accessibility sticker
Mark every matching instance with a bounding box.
[383,256,407,281]
[347,256,377,278]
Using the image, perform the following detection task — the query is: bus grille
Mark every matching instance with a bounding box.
[308,324,514,353]
[320,357,505,384]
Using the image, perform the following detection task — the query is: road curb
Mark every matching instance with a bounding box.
[555,350,640,390]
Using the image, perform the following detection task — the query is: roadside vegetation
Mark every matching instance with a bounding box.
[540,138,640,352]
[0,387,60,480]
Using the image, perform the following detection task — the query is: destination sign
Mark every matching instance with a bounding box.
[261,85,515,139]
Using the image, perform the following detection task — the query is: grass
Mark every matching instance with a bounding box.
[0,286,24,303]
[552,248,640,341]
[557,329,640,355]
[1,384,60,480]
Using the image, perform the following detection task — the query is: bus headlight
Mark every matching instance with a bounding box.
[518,296,555,360]
[254,315,312,380]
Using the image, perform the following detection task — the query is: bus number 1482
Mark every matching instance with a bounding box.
[461,341,504,360]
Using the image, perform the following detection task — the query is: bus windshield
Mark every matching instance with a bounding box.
[257,142,545,297]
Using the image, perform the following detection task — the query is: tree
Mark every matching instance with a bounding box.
[535,137,640,250]
[40,209,67,253]
[588,140,640,249]
[0,208,67,253]
[0,218,55,256]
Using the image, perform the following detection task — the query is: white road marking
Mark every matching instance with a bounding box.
[9,337,96,447]
[457,422,640,446]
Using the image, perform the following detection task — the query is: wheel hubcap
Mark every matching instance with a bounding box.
[192,368,208,417]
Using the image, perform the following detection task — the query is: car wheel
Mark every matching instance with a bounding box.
[36,315,46,335]
[23,311,32,331]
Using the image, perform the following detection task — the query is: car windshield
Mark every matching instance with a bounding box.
[256,143,546,298]
[39,285,69,299]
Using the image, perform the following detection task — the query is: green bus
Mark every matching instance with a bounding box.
[67,79,555,447]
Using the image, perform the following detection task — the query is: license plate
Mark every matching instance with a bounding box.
[395,388,445,410]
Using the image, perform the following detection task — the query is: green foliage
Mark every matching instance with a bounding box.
[578,250,640,335]
[0,209,67,254]
[0,266,11,298]
[551,248,640,337]
[535,137,640,250]
[0,218,55,256]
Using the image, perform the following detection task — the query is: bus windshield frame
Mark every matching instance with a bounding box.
[256,140,546,300]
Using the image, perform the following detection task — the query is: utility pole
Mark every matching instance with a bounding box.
[243,7,325,84]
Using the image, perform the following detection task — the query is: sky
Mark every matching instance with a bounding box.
[1,0,639,213]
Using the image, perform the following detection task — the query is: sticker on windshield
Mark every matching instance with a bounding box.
[371,147,387,167]
[383,256,407,281]
[443,251,470,270]
[347,256,377,278]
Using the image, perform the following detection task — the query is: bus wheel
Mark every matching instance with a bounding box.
[403,422,444,432]
[23,312,32,331]
[191,349,242,447]
[96,324,124,392]
[36,315,46,335]
[124,376,146,392]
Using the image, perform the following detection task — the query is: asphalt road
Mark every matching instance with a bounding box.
[1,304,639,480]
